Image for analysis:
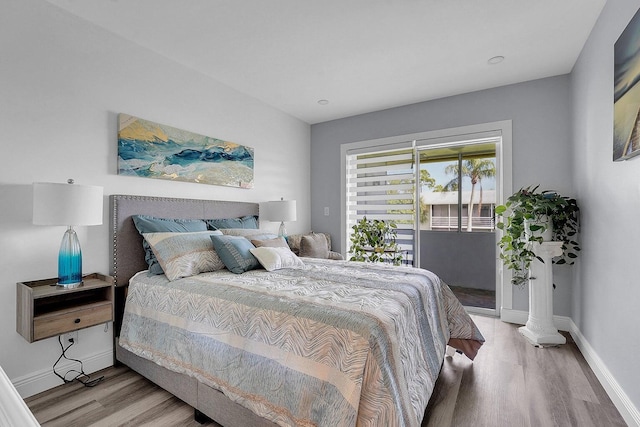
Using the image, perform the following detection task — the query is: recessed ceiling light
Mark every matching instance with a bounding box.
[317,99,329,105]
[488,56,505,65]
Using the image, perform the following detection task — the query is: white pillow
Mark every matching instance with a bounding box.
[249,247,304,272]
[143,230,224,281]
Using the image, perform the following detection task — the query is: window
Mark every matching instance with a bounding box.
[418,143,497,233]
[345,147,415,264]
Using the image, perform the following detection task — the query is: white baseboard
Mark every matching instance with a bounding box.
[500,308,639,427]
[13,349,113,399]
[567,319,640,427]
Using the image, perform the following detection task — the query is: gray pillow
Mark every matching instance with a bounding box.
[251,236,289,248]
[288,232,332,254]
[299,233,330,259]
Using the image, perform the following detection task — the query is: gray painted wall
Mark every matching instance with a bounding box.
[311,75,573,314]
[571,0,640,412]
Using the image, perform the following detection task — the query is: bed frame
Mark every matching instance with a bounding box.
[110,194,277,427]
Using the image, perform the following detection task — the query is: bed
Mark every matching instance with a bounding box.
[110,194,484,427]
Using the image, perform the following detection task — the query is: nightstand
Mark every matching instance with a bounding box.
[16,273,114,343]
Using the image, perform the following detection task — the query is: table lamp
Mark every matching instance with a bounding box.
[33,179,103,287]
[263,198,296,238]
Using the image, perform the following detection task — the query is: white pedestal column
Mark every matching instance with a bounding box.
[518,241,566,347]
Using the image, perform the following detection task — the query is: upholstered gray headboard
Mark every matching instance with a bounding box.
[109,194,260,288]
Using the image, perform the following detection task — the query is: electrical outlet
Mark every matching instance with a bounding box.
[65,331,78,344]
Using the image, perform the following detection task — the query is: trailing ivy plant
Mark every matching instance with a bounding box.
[495,185,580,287]
[349,217,403,265]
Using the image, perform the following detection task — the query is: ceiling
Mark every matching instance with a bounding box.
[45,0,606,124]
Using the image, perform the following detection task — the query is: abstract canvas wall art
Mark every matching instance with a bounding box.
[614,8,640,161]
[118,114,254,188]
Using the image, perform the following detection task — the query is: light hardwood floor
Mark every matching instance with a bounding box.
[25,315,627,427]
[423,315,626,427]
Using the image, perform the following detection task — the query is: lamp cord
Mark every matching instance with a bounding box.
[53,335,104,387]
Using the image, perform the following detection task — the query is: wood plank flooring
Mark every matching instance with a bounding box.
[25,315,627,427]
[423,315,626,427]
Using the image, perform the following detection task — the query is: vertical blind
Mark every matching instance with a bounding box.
[345,147,416,264]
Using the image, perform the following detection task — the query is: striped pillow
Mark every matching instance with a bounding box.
[143,231,225,281]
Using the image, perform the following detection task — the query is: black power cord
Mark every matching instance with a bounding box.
[53,335,104,387]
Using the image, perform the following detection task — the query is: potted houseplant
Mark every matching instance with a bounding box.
[495,185,580,286]
[349,217,403,265]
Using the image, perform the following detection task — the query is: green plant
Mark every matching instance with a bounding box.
[349,217,403,265]
[495,185,580,286]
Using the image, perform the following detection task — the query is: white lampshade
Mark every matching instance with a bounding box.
[33,179,103,287]
[33,181,103,226]
[263,199,297,222]
[263,198,296,238]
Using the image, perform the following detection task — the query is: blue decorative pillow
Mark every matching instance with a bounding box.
[210,235,259,274]
[206,215,259,230]
[132,215,208,275]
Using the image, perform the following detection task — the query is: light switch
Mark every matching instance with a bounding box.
[324,207,330,216]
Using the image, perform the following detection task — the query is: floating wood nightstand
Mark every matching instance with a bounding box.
[16,273,114,343]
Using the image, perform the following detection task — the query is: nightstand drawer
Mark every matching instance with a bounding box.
[33,301,113,341]
[17,273,114,343]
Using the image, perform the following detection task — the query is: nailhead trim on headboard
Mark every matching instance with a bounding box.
[110,194,260,288]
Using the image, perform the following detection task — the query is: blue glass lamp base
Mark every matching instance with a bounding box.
[58,227,83,288]
[278,221,288,239]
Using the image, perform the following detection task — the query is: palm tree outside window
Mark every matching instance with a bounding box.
[419,144,497,233]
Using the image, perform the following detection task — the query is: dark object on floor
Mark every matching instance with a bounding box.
[449,285,495,309]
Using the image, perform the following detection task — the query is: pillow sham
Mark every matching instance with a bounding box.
[250,247,304,272]
[300,233,330,259]
[287,232,332,255]
[132,215,208,275]
[210,235,259,274]
[206,215,259,230]
[251,236,289,248]
[143,231,225,281]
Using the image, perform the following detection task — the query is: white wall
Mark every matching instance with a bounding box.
[571,0,640,417]
[0,0,310,397]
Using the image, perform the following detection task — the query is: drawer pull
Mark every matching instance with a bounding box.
[74,318,81,324]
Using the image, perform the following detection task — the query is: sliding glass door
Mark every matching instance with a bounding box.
[342,122,510,315]
[417,141,497,311]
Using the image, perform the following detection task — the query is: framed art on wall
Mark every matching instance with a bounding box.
[117,114,254,188]
[614,8,640,161]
